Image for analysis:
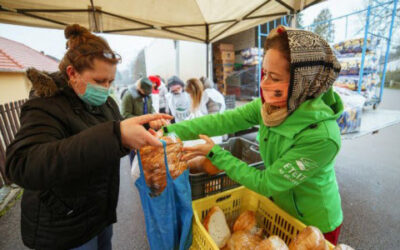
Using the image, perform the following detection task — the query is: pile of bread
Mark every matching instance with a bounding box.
[139,136,188,194]
[203,206,354,250]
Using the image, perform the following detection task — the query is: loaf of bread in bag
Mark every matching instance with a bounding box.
[139,136,187,194]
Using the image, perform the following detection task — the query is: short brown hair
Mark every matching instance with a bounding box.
[264,26,291,68]
[59,24,120,77]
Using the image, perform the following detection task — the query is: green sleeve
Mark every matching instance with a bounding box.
[166,98,261,140]
[207,138,339,197]
[121,93,134,118]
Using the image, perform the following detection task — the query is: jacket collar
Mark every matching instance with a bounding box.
[268,88,343,139]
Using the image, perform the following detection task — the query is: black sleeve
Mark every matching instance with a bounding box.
[5,106,127,190]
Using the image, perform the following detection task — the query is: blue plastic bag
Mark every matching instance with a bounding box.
[135,140,193,250]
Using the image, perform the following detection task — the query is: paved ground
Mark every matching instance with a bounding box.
[1,88,400,250]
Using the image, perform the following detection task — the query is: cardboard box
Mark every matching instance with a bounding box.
[214,72,232,78]
[213,51,235,61]
[217,83,226,95]
[215,66,234,75]
[213,59,235,66]
[213,43,234,52]
[226,85,241,98]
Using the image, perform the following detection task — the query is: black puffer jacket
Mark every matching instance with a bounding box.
[5,69,128,249]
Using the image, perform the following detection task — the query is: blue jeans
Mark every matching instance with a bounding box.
[71,225,113,250]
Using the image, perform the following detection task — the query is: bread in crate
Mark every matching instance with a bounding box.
[226,231,262,249]
[256,236,288,250]
[203,206,231,248]
[288,226,329,250]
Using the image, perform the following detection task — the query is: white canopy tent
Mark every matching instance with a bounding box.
[0,0,322,76]
[0,0,322,43]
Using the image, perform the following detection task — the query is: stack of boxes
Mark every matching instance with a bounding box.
[213,43,235,94]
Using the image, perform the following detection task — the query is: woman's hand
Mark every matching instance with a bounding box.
[149,118,170,130]
[182,135,214,161]
[120,114,173,149]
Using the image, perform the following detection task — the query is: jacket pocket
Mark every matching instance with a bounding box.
[39,190,74,217]
[291,190,304,218]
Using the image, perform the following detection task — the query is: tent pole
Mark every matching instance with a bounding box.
[206,24,210,78]
[174,40,180,77]
[206,43,209,78]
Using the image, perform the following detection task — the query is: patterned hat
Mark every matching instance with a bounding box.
[269,26,341,114]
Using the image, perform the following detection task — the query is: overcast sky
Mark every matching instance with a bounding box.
[1,0,393,71]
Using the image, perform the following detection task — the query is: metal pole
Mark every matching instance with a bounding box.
[174,40,180,77]
[358,5,371,93]
[379,0,398,103]
[206,24,210,78]
[345,16,348,39]
[206,43,209,78]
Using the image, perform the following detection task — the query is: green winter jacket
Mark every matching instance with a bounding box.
[167,88,344,233]
[121,85,154,118]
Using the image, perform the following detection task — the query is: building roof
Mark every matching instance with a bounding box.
[0,36,59,73]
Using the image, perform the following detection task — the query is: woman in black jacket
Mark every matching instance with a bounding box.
[5,24,171,250]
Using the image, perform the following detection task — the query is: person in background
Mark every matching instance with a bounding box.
[149,75,161,113]
[164,26,344,245]
[199,76,226,114]
[166,76,191,123]
[185,78,204,119]
[121,77,167,163]
[5,24,171,250]
[185,78,224,144]
[121,77,154,118]
[156,75,168,114]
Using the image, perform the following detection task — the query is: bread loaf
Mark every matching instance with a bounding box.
[187,156,206,174]
[202,158,222,175]
[233,211,256,232]
[203,206,231,248]
[288,226,328,250]
[139,136,187,194]
[187,156,222,175]
[226,231,262,250]
[256,236,289,250]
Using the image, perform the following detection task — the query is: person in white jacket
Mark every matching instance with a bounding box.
[166,76,191,123]
[199,76,226,114]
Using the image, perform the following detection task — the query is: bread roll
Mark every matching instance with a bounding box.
[288,226,328,250]
[333,244,354,250]
[187,156,206,174]
[202,158,222,175]
[233,211,262,236]
[187,156,222,175]
[256,236,289,250]
[203,206,231,248]
[226,231,262,250]
[139,136,187,194]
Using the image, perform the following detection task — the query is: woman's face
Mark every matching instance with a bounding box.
[67,59,116,95]
[261,49,290,107]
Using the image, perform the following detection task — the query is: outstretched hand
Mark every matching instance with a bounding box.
[120,113,173,149]
[181,135,214,161]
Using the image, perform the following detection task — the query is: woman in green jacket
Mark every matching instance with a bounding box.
[164,26,344,245]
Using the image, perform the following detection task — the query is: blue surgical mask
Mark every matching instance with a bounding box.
[78,82,110,106]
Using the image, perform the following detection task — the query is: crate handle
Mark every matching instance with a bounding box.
[250,145,259,153]
[216,194,231,203]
